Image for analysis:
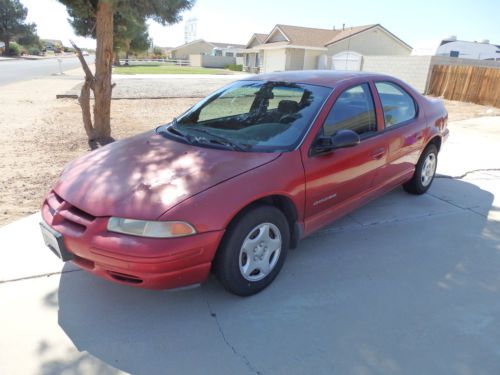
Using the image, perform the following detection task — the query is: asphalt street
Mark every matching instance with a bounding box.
[0,56,93,86]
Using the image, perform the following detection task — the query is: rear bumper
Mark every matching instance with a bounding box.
[41,191,224,290]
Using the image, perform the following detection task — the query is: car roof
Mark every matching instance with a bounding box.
[240,70,392,88]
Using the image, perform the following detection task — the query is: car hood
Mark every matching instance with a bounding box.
[54,131,280,219]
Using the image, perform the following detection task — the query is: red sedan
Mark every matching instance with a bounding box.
[40,71,448,296]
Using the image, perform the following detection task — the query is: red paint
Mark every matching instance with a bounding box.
[41,71,448,290]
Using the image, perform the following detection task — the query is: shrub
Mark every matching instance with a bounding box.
[8,42,21,56]
[28,47,41,56]
[225,64,243,72]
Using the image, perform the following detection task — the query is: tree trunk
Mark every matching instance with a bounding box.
[4,38,10,56]
[125,51,129,66]
[93,0,114,139]
[113,52,121,66]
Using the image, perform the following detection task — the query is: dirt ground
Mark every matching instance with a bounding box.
[0,74,498,226]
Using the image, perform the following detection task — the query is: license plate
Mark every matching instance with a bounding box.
[40,222,73,262]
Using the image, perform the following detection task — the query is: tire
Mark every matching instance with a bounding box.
[403,144,438,195]
[213,205,290,296]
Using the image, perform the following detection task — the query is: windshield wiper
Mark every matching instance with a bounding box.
[185,127,250,151]
[157,118,196,144]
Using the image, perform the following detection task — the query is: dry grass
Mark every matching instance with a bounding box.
[0,96,197,226]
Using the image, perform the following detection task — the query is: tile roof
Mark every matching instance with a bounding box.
[324,24,377,45]
[271,24,377,47]
[210,42,246,49]
[272,24,339,47]
[253,33,268,44]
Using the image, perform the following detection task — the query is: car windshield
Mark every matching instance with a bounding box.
[159,80,332,152]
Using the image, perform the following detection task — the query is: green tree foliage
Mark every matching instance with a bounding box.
[113,9,151,64]
[17,23,40,47]
[0,0,39,55]
[58,0,194,142]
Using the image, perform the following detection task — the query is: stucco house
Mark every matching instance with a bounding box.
[169,39,245,60]
[242,24,411,73]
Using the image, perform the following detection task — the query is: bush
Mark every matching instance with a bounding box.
[225,64,243,72]
[8,42,20,56]
[28,47,41,56]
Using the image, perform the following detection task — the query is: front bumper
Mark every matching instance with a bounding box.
[41,191,224,289]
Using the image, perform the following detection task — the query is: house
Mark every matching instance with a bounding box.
[413,36,500,61]
[41,39,63,52]
[242,24,411,73]
[169,39,246,60]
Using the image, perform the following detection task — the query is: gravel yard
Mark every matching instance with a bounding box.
[0,72,498,226]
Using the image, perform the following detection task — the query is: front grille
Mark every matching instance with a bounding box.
[45,191,96,234]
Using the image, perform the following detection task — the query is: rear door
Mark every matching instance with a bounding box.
[371,81,426,187]
[301,82,388,234]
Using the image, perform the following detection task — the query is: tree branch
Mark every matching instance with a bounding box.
[70,39,95,88]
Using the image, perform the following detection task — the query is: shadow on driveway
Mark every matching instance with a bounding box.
[46,178,500,375]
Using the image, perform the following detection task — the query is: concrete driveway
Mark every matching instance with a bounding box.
[1,117,499,375]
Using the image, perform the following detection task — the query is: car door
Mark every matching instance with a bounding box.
[371,81,426,188]
[301,82,388,234]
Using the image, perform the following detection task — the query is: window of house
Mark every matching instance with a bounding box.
[245,54,250,66]
[450,50,459,57]
[256,53,261,67]
[323,84,377,137]
[375,82,416,127]
[225,52,234,57]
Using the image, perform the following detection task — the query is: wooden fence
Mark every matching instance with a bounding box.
[427,65,500,108]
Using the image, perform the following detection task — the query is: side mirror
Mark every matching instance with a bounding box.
[311,129,360,156]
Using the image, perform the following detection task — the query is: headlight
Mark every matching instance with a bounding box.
[107,217,196,238]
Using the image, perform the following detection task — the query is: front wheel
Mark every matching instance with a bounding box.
[403,144,438,195]
[213,205,290,296]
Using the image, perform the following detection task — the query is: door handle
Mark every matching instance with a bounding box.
[371,148,385,160]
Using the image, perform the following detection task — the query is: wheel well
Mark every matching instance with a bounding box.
[228,195,301,249]
[428,136,442,152]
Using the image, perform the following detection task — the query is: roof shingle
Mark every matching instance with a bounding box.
[263,24,378,48]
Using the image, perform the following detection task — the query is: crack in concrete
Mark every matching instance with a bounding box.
[205,298,262,375]
[312,209,465,237]
[0,268,82,285]
[436,168,500,180]
[427,192,487,218]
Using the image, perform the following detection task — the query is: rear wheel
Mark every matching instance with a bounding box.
[403,144,438,195]
[213,205,290,296]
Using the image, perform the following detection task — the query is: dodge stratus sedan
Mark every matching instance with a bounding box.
[40,71,448,296]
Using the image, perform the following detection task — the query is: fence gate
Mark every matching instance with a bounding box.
[331,51,362,71]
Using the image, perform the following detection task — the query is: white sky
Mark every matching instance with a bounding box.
[21,0,500,50]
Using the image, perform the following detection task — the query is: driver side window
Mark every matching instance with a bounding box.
[323,83,377,137]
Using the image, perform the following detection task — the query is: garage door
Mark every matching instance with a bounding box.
[263,49,287,72]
